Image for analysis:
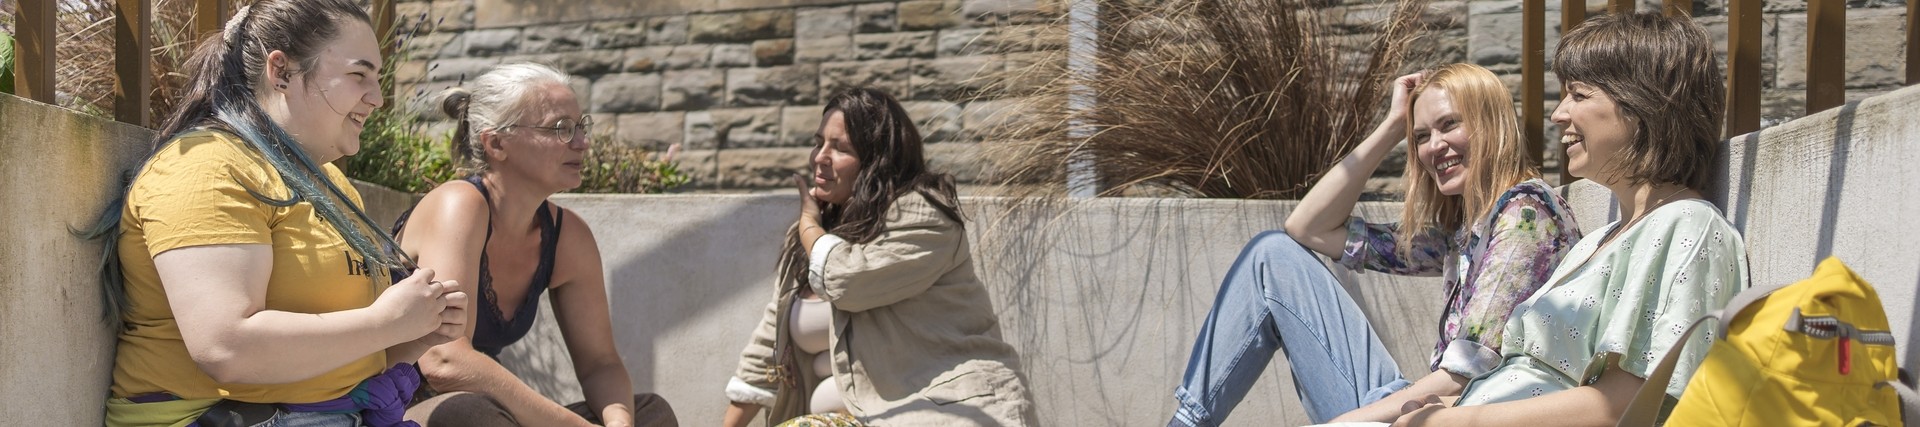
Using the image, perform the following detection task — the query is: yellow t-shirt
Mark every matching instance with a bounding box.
[109,129,387,405]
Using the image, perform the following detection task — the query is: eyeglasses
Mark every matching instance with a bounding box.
[503,115,594,142]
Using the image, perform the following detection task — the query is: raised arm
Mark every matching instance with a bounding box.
[1286,72,1423,256]
[805,195,965,312]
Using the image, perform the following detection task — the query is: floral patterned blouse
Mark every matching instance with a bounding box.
[1337,179,1582,378]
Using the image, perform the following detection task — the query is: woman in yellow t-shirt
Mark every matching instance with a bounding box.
[82,1,468,426]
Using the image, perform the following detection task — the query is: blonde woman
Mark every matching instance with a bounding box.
[1168,64,1582,426]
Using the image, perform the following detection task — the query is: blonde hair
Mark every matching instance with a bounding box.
[1398,63,1541,249]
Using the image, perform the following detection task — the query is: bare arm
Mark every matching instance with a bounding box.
[1331,369,1470,423]
[722,402,762,427]
[551,210,638,427]
[156,245,462,384]
[1285,72,1423,256]
[1391,364,1644,427]
[402,187,598,427]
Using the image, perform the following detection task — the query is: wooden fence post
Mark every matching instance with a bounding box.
[1908,0,1918,84]
[15,0,55,103]
[117,0,154,126]
[373,0,397,107]
[1664,0,1691,16]
[1524,0,1545,168]
[195,0,232,39]
[1609,0,1637,14]
[1805,0,1845,113]
[1725,0,1762,136]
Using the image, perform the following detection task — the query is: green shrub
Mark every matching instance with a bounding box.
[1,32,14,95]
[342,108,689,194]
[338,5,688,195]
[341,107,457,193]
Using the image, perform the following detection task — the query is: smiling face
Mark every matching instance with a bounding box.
[488,83,589,192]
[1410,88,1472,196]
[1552,81,1636,185]
[810,110,862,206]
[273,19,383,163]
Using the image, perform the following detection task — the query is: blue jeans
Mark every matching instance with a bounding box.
[250,411,362,427]
[1169,231,1410,426]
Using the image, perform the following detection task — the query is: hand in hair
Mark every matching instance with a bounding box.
[1386,72,1426,125]
[371,268,470,347]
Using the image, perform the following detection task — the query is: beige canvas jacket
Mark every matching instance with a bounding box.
[729,193,1038,426]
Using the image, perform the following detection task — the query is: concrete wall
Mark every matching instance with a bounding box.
[0,94,151,424]
[5,82,1915,424]
[474,84,1920,426]
[479,194,1443,426]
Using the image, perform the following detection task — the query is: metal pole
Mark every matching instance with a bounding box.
[1066,0,1099,197]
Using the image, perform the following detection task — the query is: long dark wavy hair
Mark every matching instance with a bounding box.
[775,87,963,294]
[78,0,409,323]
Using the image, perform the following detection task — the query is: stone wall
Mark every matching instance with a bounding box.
[390,0,1060,190]
[387,0,1911,192]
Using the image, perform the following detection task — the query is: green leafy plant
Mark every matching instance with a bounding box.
[339,7,688,194]
[341,108,690,194]
[2,32,15,95]
[340,106,457,193]
[578,141,690,194]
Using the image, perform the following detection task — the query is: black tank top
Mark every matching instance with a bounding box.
[392,176,562,358]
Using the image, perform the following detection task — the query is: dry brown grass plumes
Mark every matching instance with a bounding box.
[39,0,203,118]
[979,0,1433,199]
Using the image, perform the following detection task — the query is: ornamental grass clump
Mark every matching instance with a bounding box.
[980,0,1433,199]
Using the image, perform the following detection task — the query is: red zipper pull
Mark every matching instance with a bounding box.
[1838,336,1852,375]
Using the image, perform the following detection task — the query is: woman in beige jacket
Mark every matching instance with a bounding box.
[720,87,1038,427]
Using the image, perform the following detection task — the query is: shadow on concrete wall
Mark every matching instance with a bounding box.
[969,197,1443,426]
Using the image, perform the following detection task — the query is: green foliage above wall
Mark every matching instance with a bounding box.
[1,32,15,95]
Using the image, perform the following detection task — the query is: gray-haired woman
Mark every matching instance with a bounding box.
[394,63,677,427]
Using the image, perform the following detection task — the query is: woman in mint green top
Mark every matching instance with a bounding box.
[1454,198,1747,405]
[1372,12,1750,427]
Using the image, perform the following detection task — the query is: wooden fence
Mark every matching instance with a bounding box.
[1520,0,1916,182]
[9,0,396,128]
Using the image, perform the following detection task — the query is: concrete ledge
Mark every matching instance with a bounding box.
[0,94,153,424]
[493,84,1920,426]
[8,82,1917,425]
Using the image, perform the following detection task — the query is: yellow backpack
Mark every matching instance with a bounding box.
[1620,257,1918,427]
